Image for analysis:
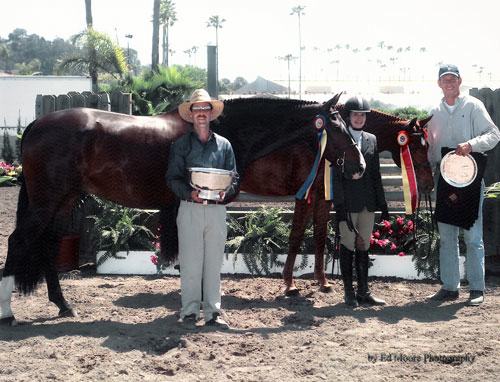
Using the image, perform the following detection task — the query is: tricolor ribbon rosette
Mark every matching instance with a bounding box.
[295,113,334,202]
[397,130,418,214]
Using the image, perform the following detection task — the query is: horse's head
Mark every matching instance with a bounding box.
[320,94,366,179]
[392,116,434,194]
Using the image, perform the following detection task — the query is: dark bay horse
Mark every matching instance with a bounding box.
[281,107,433,295]
[0,95,365,326]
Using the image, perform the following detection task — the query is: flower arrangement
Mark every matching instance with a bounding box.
[0,161,22,187]
[370,215,415,256]
[149,225,171,274]
[149,239,170,274]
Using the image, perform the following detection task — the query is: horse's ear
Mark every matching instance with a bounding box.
[418,115,432,129]
[322,92,343,112]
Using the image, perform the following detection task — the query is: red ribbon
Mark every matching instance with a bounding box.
[400,145,419,214]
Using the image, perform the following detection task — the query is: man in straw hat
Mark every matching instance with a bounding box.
[166,89,238,329]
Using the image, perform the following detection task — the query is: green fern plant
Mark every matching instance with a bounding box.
[88,197,155,267]
[412,210,440,279]
[226,207,289,275]
[225,207,332,276]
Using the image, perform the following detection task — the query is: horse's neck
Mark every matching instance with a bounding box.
[365,113,404,152]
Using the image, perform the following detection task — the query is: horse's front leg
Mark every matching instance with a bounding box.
[0,275,17,326]
[283,200,312,296]
[313,199,333,292]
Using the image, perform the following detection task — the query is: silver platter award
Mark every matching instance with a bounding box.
[440,152,478,188]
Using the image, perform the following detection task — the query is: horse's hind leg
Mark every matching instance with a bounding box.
[0,275,17,326]
[313,199,333,293]
[283,200,312,296]
[45,267,77,317]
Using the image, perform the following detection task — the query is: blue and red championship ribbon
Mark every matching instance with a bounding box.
[295,113,334,202]
[397,131,418,214]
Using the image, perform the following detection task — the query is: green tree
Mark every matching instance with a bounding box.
[232,76,248,91]
[172,64,206,88]
[15,116,23,162]
[159,0,177,67]
[2,130,14,164]
[219,78,231,94]
[58,29,127,89]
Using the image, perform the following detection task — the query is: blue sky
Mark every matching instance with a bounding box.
[2,0,499,87]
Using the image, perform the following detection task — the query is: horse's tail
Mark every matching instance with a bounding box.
[3,120,50,294]
[4,172,46,294]
[158,200,180,265]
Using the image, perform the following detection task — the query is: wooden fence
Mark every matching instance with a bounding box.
[469,88,500,257]
[35,91,132,118]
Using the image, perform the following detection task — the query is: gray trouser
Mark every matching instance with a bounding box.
[177,200,227,321]
[339,208,375,251]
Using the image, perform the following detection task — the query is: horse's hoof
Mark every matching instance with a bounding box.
[59,308,78,318]
[285,288,300,297]
[319,284,333,293]
[0,316,18,326]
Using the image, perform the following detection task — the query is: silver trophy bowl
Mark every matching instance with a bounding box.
[188,167,235,200]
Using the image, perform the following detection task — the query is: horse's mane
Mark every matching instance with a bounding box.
[335,104,407,126]
[212,97,323,173]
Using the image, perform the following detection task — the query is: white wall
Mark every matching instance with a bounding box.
[0,76,92,127]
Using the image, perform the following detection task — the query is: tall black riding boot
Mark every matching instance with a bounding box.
[355,250,386,305]
[339,245,358,307]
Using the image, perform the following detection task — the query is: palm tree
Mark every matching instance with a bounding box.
[58,29,127,88]
[290,5,305,99]
[190,46,199,66]
[85,0,93,27]
[207,15,226,91]
[84,0,98,91]
[278,54,297,98]
[159,0,177,67]
[151,0,161,72]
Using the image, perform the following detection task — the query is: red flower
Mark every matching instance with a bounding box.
[383,220,392,230]
[150,255,158,265]
[397,251,406,257]
[390,243,397,251]
[396,216,405,226]
[406,220,414,232]
[373,231,380,239]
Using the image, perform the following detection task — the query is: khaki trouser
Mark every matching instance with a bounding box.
[177,200,227,322]
[339,208,375,251]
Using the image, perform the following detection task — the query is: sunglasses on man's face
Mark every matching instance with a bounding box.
[191,105,213,112]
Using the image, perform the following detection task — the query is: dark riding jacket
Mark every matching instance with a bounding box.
[335,130,387,213]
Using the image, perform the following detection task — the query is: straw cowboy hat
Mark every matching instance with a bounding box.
[178,89,224,123]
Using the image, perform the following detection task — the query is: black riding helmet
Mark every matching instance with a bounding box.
[344,96,371,113]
